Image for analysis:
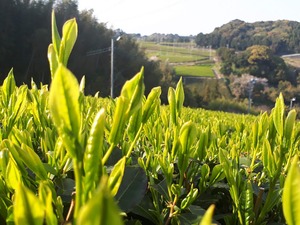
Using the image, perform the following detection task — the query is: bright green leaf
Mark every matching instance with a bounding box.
[51,11,61,55]
[108,157,126,196]
[283,156,300,225]
[209,164,225,185]
[262,139,276,178]
[108,96,128,146]
[77,176,124,225]
[59,18,78,65]
[179,121,197,155]
[168,87,177,125]
[142,86,161,123]
[47,44,59,79]
[6,159,22,190]
[272,93,284,137]
[2,68,16,106]
[199,204,215,225]
[14,183,44,225]
[49,64,81,143]
[120,67,145,117]
[284,109,296,141]
[16,144,47,180]
[175,77,184,116]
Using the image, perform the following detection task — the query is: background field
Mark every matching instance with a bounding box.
[175,64,215,77]
[138,41,216,77]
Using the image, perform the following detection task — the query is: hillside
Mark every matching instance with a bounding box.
[195,19,300,54]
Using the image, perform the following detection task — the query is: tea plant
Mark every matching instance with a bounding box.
[0,12,300,225]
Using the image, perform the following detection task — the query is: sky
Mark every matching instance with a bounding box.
[78,0,300,36]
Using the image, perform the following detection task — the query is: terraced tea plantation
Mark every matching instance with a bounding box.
[138,40,216,77]
[1,13,300,225]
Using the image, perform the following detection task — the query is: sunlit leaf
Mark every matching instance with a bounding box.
[284,109,296,141]
[120,67,145,117]
[6,159,22,190]
[272,93,284,137]
[51,11,61,55]
[49,64,81,150]
[16,144,47,180]
[283,156,300,225]
[77,176,124,225]
[179,121,197,154]
[175,76,184,116]
[108,157,126,196]
[14,183,44,225]
[59,18,78,65]
[48,44,59,79]
[199,204,215,225]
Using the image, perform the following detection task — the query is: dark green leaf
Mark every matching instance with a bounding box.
[131,195,160,225]
[115,166,148,212]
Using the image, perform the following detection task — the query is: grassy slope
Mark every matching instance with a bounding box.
[138,41,216,77]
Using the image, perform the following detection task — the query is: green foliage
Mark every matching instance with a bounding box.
[77,176,124,225]
[283,156,300,225]
[14,184,44,225]
[196,19,300,54]
[217,45,288,84]
[175,64,215,77]
[1,11,300,225]
[0,1,162,96]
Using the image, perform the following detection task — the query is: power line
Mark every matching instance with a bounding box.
[86,47,111,56]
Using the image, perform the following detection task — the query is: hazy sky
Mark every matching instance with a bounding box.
[78,0,300,36]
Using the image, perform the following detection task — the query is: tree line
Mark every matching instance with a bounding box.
[0,0,173,97]
[195,19,300,55]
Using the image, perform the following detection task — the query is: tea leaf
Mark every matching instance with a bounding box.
[77,176,124,225]
[241,181,254,225]
[179,121,197,154]
[272,93,284,137]
[115,166,148,212]
[2,68,16,106]
[14,183,44,225]
[284,109,296,141]
[108,157,126,196]
[47,44,59,79]
[262,139,276,178]
[120,67,145,117]
[6,160,22,190]
[39,182,57,225]
[168,87,177,125]
[59,18,78,65]
[209,164,225,185]
[283,156,300,225]
[51,11,61,55]
[127,107,142,141]
[108,96,128,145]
[199,204,215,225]
[142,86,161,124]
[175,77,184,116]
[16,144,47,180]
[49,64,81,142]
[84,108,106,192]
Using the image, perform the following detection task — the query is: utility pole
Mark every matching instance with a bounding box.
[290,97,296,110]
[86,35,122,99]
[110,36,122,98]
[110,38,114,98]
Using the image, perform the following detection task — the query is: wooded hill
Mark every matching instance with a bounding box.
[195,19,300,54]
